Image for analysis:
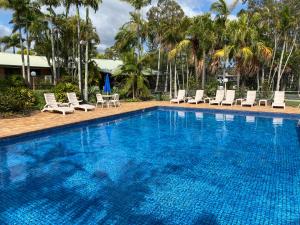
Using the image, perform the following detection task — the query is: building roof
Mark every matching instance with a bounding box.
[0,52,49,68]
[0,52,124,73]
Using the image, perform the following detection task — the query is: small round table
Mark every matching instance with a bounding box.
[204,97,211,103]
[259,99,268,106]
[235,98,244,105]
[102,95,114,107]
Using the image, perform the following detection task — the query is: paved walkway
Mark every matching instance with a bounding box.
[1,101,299,138]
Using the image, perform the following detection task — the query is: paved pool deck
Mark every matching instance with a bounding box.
[1,101,299,139]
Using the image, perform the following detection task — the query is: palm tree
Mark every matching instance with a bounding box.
[23,1,41,84]
[39,0,62,85]
[120,0,151,59]
[168,14,215,90]
[114,50,150,99]
[83,0,102,101]
[0,33,20,53]
[211,0,230,20]
[214,13,271,89]
[2,0,27,80]
[66,0,84,94]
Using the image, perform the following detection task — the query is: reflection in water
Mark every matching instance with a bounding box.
[178,111,186,118]
[215,114,224,122]
[195,112,203,120]
[273,118,283,126]
[0,109,299,224]
[246,116,255,123]
[0,147,10,187]
[225,114,234,121]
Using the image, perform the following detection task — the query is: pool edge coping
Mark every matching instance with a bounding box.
[1,105,300,143]
[0,106,159,144]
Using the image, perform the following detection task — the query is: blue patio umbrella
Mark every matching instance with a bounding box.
[103,74,111,94]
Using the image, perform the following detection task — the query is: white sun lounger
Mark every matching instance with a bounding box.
[272,91,285,109]
[241,91,257,107]
[42,93,74,115]
[170,90,186,104]
[67,92,95,112]
[188,90,204,104]
[209,90,225,105]
[221,90,235,106]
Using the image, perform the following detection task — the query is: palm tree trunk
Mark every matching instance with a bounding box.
[276,40,286,91]
[169,61,172,99]
[136,9,142,61]
[186,54,189,91]
[84,7,89,101]
[19,28,26,80]
[76,4,82,95]
[155,44,161,92]
[261,66,265,85]
[268,36,277,82]
[256,69,260,91]
[237,71,241,90]
[194,55,198,82]
[50,25,57,85]
[26,24,31,84]
[174,60,177,97]
[132,75,135,99]
[50,8,57,85]
[181,53,184,89]
[164,63,168,92]
[201,49,206,89]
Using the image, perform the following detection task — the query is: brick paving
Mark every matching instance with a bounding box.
[0,101,299,138]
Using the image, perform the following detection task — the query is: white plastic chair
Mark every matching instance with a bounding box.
[221,90,235,106]
[170,90,186,104]
[96,94,107,108]
[241,91,257,107]
[209,90,225,105]
[272,91,285,109]
[188,90,204,104]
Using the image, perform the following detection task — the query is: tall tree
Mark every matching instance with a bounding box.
[0,33,20,53]
[39,0,61,85]
[2,0,27,80]
[120,0,151,59]
[66,0,84,94]
[114,50,150,99]
[83,0,102,101]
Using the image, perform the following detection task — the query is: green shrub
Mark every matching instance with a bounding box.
[88,86,100,103]
[0,75,26,88]
[33,90,52,110]
[205,79,219,97]
[236,86,247,98]
[0,87,36,114]
[53,82,80,102]
[260,80,272,99]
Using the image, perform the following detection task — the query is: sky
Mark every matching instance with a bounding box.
[0,0,246,53]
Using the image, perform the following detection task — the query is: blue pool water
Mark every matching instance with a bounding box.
[0,108,300,225]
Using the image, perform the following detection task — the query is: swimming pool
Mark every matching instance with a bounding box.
[0,107,300,224]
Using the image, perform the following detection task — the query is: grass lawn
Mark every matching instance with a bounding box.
[286,100,300,107]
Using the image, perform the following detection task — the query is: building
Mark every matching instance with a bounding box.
[0,52,51,79]
[0,52,123,81]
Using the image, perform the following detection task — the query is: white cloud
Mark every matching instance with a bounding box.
[89,0,206,51]
[71,0,132,52]
[0,0,243,52]
[0,24,11,38]
[228,14,238,20]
